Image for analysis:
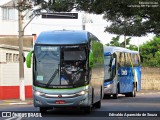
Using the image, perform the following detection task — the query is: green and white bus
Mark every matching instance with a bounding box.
[27,30,104,113]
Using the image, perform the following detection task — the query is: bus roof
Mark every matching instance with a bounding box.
[35,30,89,45]
[104,46,139,55]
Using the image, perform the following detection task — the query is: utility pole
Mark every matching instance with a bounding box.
[18,0,25,101]
[82,12,93,30]
[17,0,33,101]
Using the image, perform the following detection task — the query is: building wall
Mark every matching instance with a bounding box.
[0,47,32,99]
[0,0,32,35]
[141,67,160,90]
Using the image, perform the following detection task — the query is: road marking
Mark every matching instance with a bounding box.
[4,117,22,120]
[16,118,22,120]
[4,117,16,120]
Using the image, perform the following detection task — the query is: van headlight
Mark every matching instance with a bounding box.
[34,91,44,96]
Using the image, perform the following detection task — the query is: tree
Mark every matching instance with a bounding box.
[107,36,120,47]
[140,37,160,67]
[75,0,160,37]
[33,0,160,37]
[33,0,75,13]
[106,36,138,50]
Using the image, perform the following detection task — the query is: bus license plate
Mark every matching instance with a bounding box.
[55,100,65,104]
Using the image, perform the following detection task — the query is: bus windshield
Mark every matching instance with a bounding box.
[34,46,60,86]
[34,45,88,88]
[64,51,86,61]
[104,55,112,81]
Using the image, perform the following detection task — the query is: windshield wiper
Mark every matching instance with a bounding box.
[46,69,59,87]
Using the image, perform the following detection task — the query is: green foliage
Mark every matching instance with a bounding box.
[86,0,160,37]
[109,36,120,46]
[106,36,138,51]
[140,37,160,67]
[33,0,75,12]
[32,0,160,36]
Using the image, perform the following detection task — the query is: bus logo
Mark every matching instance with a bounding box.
[121,69,127,75]
[58,94,62,98]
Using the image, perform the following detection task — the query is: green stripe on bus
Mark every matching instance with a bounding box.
[33,85,89,90]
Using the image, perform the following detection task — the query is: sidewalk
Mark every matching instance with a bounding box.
[0,90,160,106]
[138,89,160,94]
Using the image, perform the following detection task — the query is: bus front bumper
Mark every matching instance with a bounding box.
[33,93,89,107]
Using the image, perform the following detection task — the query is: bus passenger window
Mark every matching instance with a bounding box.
[125,53,130,66]
[119,52,125,66]
[135,54,139,66]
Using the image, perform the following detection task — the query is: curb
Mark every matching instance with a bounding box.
[137,91,160,95]
[0,99,33,106]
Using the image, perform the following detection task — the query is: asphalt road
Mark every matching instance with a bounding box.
[0,92,160,120]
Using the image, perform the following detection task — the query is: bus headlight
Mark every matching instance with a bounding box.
[34,91,44,96]
[104,84,112,89]
[77,90,88,96]
[107,84,111,88]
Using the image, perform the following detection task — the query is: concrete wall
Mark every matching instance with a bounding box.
[0,45,32,99]
[141,67,160,90]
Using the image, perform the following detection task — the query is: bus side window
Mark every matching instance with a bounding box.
[138,54,141,65]
[125,53,130,66]
[131,54,138,66]
[119,52,125,66]
[135,54,140,66]
[116,52,120,68]
[112,53,117,78]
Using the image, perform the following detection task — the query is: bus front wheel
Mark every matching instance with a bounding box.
[130,86,136,97]
[113,87,118,99]
[94,100,101,109]
[83,106,91,114]
[40,107,52,113]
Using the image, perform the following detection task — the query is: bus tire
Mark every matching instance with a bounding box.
[40,107,47,113]
[130,86,136,97]
[40,107,52,113]
[103,94,111,99]
[113,87,118,99]
[113,93,118,99]
[125,93,130,97]
[84,106,91,114]
[94,100,101,109]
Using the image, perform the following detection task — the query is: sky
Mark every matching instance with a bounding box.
[0,0,155,47]
[31,13,154,46]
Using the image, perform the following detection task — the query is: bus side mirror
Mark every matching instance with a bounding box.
[89,51,94,68]
[26,51,33,68]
